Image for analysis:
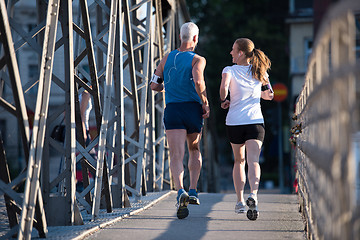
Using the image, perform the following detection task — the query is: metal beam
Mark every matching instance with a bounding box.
[91,0,118,219]
[18,0,62,237]
[0,0,47,238]
[0,0,189,237]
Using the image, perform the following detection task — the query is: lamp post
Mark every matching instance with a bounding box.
[272,83,288,193]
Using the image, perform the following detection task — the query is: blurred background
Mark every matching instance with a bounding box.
[1,0,357,194]
[186,0,305,194]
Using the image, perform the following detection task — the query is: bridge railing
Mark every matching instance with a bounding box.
[292,1,360,239]
[0,0,192,238]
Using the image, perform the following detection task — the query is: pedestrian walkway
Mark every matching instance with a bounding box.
[0,191,306,239]
[85,192,306,240]
[0,192,172,239]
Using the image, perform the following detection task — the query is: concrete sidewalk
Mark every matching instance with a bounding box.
[0,192,173,239]
[85,192,306,240]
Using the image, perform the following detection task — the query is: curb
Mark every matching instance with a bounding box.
[72,190,173,240]
[0,191,174,239]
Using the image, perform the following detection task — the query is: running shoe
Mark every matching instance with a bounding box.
[188,189,200,205]
[176,190,189,219]
[235,201,246,213]
[246,193,259,221]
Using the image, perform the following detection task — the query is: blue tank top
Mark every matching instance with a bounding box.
[163,50,201,104]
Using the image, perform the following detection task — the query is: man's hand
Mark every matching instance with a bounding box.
[202,104,210,119]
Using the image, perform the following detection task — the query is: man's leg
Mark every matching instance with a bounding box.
[186,132,202,205]
[166,129,187,190]
[166,129,190,219]
[187,132,202,190]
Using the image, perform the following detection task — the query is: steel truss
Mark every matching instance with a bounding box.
[0,0,188,238]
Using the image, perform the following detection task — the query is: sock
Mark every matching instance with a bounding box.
[189,189,197,196]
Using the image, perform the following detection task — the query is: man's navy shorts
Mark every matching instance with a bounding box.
[226,123,265,144]
[164,102,203,134]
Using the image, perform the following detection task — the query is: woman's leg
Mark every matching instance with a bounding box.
[231,143,246,203]
[245,139,263,195]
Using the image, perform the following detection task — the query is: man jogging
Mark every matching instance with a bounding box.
[150,22,210,219]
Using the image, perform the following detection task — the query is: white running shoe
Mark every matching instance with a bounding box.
[246,193,259,220]
[235,201,246,213]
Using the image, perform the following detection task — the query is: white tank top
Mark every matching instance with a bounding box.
[222,65,265,126]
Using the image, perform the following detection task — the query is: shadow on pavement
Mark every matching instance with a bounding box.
[153,193,226,240]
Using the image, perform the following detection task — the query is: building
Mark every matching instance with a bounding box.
[286,0,314,109]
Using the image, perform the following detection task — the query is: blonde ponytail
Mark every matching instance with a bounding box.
[250,48,271,84]
[235,38,271,84]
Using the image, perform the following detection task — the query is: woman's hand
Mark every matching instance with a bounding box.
[221,100,230,109]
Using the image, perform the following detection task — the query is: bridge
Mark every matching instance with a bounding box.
[0,0,359,239]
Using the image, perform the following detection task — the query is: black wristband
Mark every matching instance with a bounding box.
[261,85,270,91]
[220,98,227,103]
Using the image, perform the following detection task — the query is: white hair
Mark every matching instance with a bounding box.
[180,22,199,42]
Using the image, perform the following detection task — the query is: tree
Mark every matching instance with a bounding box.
[187,0,290,182]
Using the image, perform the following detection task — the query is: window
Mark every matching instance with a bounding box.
[27,23,36,32]
[28,64,39,95]
[304,38,313,68]
[355,14,360,61]
[28,64,38,79]
[0,119,6,146]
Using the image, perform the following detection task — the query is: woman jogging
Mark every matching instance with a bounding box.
[219,38,274,221]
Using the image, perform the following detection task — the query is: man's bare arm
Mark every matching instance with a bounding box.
[192,55,210,118]
[150,54,168,92]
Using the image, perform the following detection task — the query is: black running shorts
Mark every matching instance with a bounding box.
[226,124,265,144]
